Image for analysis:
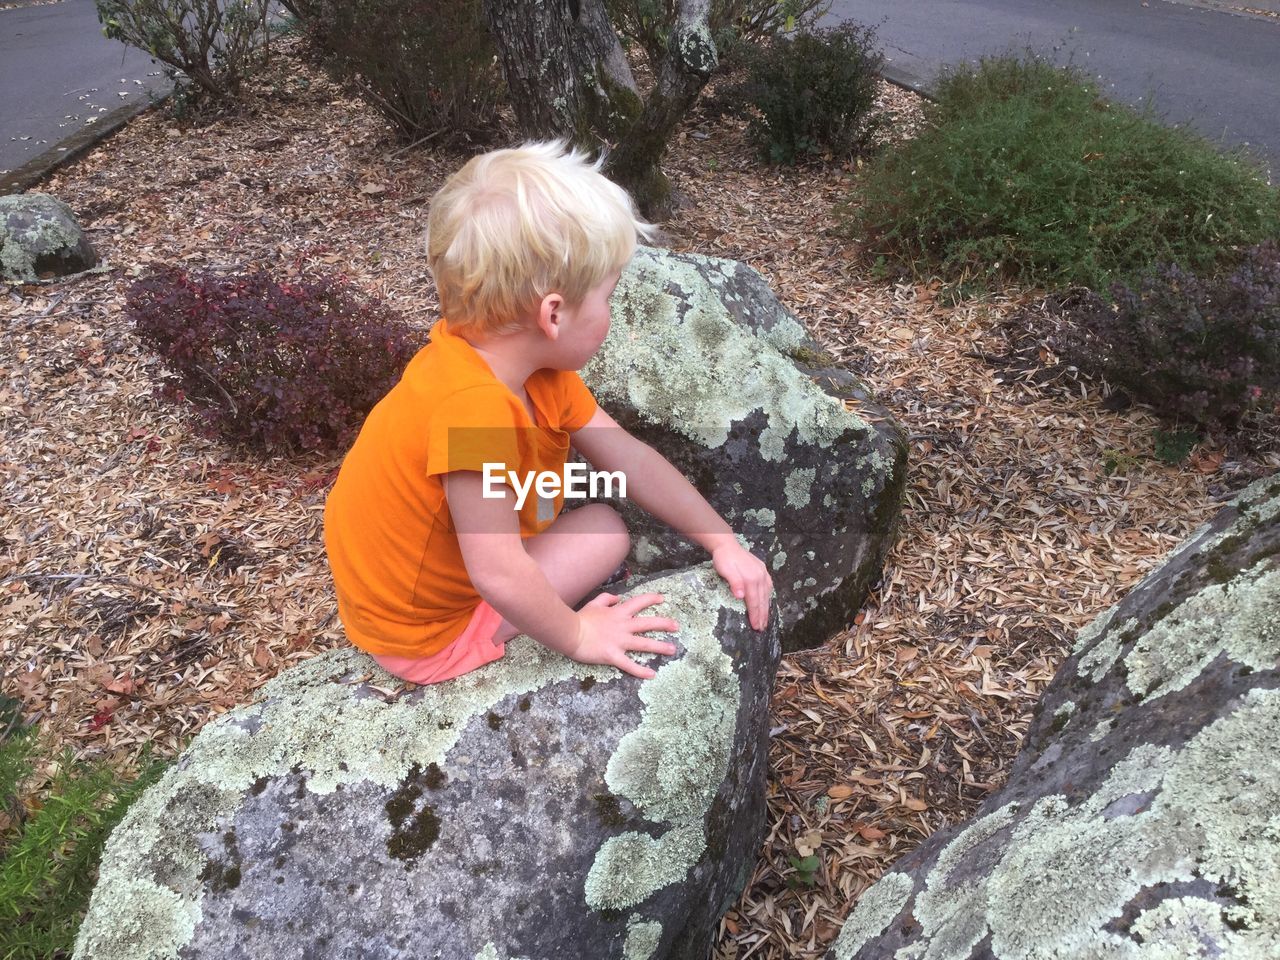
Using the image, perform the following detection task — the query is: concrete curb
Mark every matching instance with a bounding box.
[878,61,938,101]
[1,88,170,197]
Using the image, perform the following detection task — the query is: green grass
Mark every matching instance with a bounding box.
[838,52,1280,295]
[0,716,171,960]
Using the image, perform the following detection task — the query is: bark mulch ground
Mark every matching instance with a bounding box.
[3,33,1279,960]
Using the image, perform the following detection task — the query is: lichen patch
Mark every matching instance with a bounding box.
[585,565,743,911]
[72,625,645,960]
[1123,557,1280,703]
[828,871,916,960]
[582,246,867,460]
[860,686,1280,959]
[623,914,664,960]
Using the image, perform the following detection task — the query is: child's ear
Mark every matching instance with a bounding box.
[537,292,565,340]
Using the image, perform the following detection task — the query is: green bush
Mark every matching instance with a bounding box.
[733,21,886,165]
[95,0,273,107]
[1050,241,1280,434]
[286,0,502,143]
[839,53,1280,293]
[0,721,170,960]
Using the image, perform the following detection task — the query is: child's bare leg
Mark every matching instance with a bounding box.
[490,503,629,645]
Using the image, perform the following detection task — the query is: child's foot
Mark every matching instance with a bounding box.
[601,561,630,587]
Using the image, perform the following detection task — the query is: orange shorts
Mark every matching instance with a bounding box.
[370,601,506,685]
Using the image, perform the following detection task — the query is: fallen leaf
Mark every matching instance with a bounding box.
[795,828,824,857]
[840,843,881,859]
[1191,448,1224,474]
[105,676,136,696]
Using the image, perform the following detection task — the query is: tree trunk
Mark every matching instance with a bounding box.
[480,0,717,221]
[605,0,718,218]
[481,0,593,146]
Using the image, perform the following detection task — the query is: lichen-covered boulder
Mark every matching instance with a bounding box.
[582,245,907,653]
[73,564,781,960]
[0,192,97,282]
[826,472,1280,960]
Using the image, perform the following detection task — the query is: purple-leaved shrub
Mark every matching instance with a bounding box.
[1050,241,1280,432]
[126,265,420,454]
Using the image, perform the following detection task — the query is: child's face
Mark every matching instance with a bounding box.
[555,267,623,369]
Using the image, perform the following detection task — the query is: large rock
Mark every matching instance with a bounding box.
[581,245,907,653]
[75,246,903,960]
[826,472,1280,960]
[0,192,97,282]
[75,565,780,960]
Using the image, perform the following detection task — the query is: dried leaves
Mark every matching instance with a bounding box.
[2,34,1279,960]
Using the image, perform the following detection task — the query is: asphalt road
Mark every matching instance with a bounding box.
[826,0,1280,182]
[0,0,171,176]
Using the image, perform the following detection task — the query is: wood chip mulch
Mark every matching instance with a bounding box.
[3,34,1279,960]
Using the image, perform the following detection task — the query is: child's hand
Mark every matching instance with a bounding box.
[711,543,773,632]
[571,592,680,680]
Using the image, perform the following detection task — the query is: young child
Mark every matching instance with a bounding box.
[323,139,772,684]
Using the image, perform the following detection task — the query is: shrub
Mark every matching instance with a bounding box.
[285,0,502,143]
[95,0,273,107]
[839,53,1280,293]
[733,21,886,165]
[126,266,421,455]
[0,721,170,960]
[1050,241,1280,432]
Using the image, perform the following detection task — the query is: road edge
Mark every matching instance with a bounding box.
[1,90,171,197]
[878,61,937,101]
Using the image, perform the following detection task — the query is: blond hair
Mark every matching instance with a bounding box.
[425,139,659,336]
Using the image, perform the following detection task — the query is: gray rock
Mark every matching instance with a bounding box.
[73,565,781,960]
[826,471,1280,960]
[580,245,907,653]
[0,192,97,282]
[74,245,900,960]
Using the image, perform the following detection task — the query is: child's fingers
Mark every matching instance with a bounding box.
[627,616,679,634]
[720,566,745,599]
[617,592,665,615]
[752,577,769,631]
[628,635,679,656]
[615,655,657,680]
[586,591,620,607]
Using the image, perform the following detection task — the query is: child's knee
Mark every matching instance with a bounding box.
[581,502,629,557]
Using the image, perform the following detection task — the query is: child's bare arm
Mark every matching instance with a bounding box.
[570,408,773,631]
[444,471,678,678]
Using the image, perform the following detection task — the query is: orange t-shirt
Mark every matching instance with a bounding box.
[322,317,598,658]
